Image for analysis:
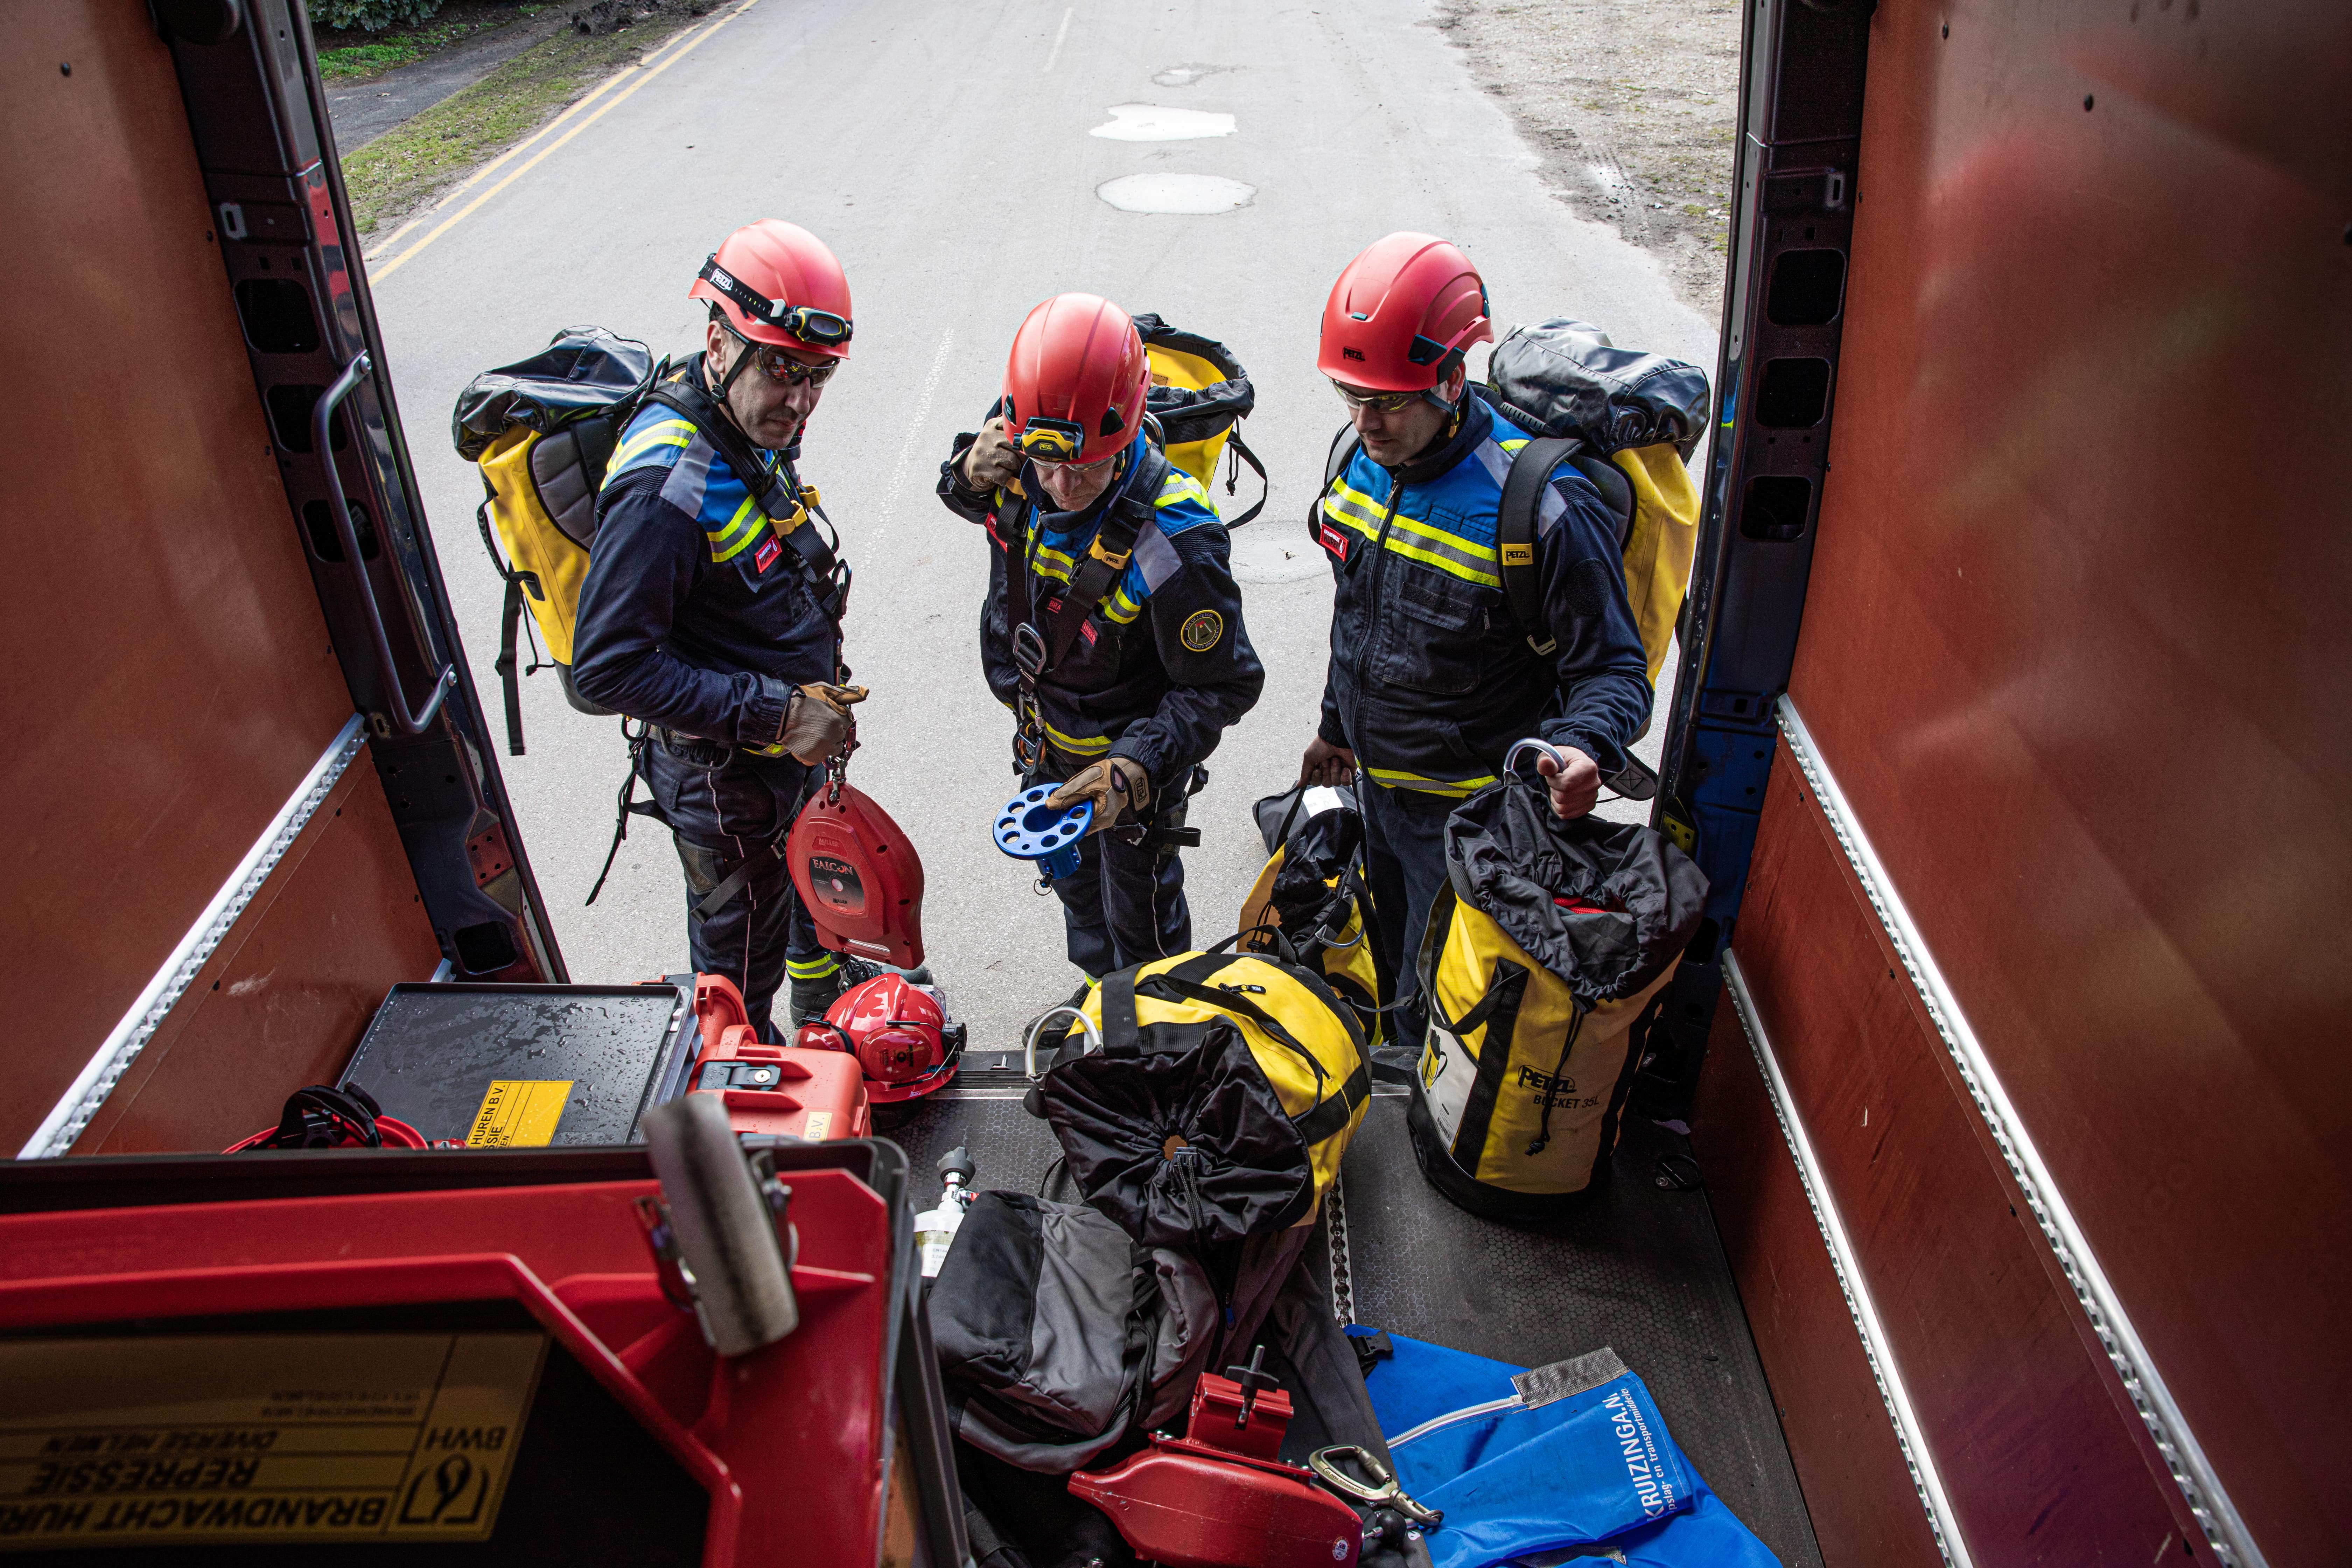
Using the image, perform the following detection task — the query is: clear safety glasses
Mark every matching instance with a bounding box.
[1330,380,1423,414]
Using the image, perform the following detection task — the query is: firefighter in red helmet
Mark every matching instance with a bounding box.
[1301,233,1652,1049]
[938,294,1263,977]
[573,220,891,1038]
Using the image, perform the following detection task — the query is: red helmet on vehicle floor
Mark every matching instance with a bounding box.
[690,219,855,357]
[795,974,965,1102]
[1316,232,1492,393]
[1001,293,1149,465]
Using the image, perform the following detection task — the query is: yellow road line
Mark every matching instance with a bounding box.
[369,0,761,282]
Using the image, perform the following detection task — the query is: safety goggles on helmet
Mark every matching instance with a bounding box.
[724,327,841,387]
[698,256,855,348]
[1330,379,1424,414]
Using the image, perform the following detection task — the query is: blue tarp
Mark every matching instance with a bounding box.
[1357,1330,1782,1568]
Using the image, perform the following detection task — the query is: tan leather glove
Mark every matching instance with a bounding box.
[780,682,868,764]
[1046,757,1151,835]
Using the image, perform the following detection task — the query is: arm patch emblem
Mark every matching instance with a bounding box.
[1179,609,1224,652]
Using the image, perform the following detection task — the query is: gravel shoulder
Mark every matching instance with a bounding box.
[1436,0,1743,318]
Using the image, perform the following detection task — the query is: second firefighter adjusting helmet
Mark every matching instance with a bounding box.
[1001,293,1149,466]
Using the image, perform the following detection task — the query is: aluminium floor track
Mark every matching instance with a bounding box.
[889,1078,1825,1568]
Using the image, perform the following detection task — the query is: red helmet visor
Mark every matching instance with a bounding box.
[699,256,854,348]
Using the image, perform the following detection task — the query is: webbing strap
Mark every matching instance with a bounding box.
[1498,434,1581,656]
[1222,428,1268,527]
[1100,966,1143,1054]
[1449,962,1528,1170]
[693,832,785,921]
[496,576,526,757]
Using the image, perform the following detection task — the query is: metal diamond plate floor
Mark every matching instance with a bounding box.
[889,1088,1822,1567]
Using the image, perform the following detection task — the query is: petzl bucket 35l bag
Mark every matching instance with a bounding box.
[1485,319,1710,694]
[1134,313,1268,526]
[451,326,658,754]
[1409,782,1707,1218]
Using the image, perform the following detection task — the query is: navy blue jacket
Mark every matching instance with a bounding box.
[1314,393,1651,797]
[572,366,838,752]
[938,429,1262,787]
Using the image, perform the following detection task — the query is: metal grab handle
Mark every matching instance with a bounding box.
[314,352,454,734]
[1022,1005,1101,1083]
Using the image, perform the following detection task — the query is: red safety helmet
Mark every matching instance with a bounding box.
[795,974,964,1103]
[689,219,855,358]
[1316,232,1492,394]
[1001,293,1149,465]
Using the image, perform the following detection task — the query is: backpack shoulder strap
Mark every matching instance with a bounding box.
[644,377,847,622]
[1498,435,1582,657]
[1323,424,1360,490]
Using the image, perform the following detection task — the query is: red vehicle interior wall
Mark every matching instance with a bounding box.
[1702,0,2350,1561]
[0,5,439,1155]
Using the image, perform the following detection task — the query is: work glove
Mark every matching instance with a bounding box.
[780,682,868,764]
[960,417,1026,495]
[1046,757,1150,835]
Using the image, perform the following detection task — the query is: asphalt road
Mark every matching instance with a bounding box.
[367,0,1716,1054]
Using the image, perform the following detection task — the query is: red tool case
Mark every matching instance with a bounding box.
[684,974,872,1140]
[0,1141,964,1566]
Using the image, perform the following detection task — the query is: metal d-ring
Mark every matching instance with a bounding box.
[1022,1005,1101,1083]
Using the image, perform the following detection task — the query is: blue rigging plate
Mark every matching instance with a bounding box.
[993,785,1093,882]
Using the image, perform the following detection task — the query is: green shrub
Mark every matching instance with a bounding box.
[309,0,445,31]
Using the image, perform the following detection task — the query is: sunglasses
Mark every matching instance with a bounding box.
[1330,380,1423,414]
[727,329,841,387]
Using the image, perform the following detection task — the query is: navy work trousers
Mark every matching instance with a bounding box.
[1032,753,1191,978]
[646,734,830,1040]
[1356,777,1454,1051]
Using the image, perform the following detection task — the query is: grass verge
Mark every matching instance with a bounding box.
[343,8,707,239]
[317,4,554,82]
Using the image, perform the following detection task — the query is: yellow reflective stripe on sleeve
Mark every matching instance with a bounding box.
[610,420,696,472]
[1044,721,1113,756]
[1105,583,1144,624]
[708,496,766,561]
[1154,469,1214,509]
[1365,766,1499,797]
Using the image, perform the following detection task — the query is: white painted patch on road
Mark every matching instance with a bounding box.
[1042,7,1073,74]
[1096,173,1255,214]
[1089,104,1236,141]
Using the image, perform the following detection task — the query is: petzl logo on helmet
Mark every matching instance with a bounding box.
[711,267,735,291]
[1180,609,1223,652]
[1342,347,1366,362]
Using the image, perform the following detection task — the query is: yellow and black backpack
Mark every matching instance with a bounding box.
[452,327,658,755]
[1486,318,1711,698]
[1034,948,1371,1248]
[1134,314,1267,527]
[1237,787,1390,1049]
[1409,779,1708,1218]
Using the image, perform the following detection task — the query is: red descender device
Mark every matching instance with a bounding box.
[1069,1350,1366,1568]
[788,741,926,969]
